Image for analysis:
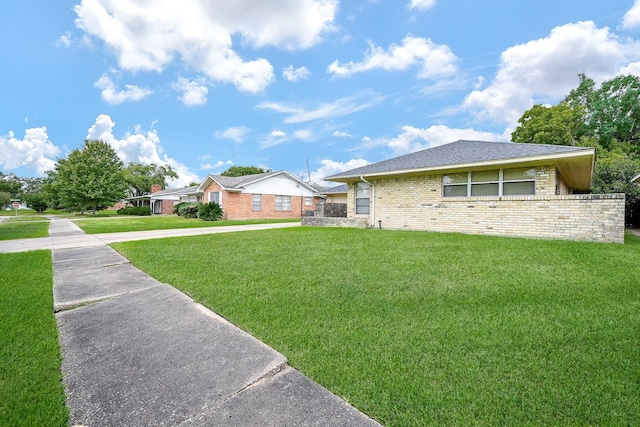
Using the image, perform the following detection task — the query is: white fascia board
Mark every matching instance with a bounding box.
[326,150,595,181]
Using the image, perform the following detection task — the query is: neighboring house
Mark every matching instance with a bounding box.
[198,171,320,220]
[128,185,201,214]
[633,173,640,184]
[319,184,348,203]
[312,140,625,243]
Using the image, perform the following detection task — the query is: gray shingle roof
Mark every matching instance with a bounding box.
[320,183,348,194]
[326,140,592,180]
[210,172,277,189]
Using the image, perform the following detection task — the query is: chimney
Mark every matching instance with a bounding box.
[150,184,162,193]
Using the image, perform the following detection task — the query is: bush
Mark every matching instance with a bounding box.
[116,206,152,216]
[198,202,223,221]
[177,203,199,219]
[172,202,189,215]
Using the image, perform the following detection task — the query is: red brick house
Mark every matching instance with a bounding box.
[198,171,320,220]
[128,185,201,214]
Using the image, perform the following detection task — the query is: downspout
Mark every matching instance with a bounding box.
[360,175,375,227]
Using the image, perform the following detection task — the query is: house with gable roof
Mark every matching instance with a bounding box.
[198,170,321,220]
[311,140,625,243]
[128,184,201,214]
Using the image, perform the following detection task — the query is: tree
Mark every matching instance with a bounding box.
[0,172,23,197]
[512,74,640,226]
[50,140,128,214]
[123,163,178,196]
[585,75,640,150]
[221,165,269,177]
[511,104,581,145]
[0,191,10,208]
[592,147,640,227]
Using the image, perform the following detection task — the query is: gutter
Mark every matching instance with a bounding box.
[360,175,375,227]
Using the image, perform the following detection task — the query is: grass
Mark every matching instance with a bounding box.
[113,228,640,426]
[0,220,49,240]
[74,216,300,234]
[0,251,68,426]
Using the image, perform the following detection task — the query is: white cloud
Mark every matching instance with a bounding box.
[172,77,208,106]
[86,114,199,187]
[311,158,370,185]
[56,31,72,47]
[200,160,234,171]
[283,65,311,82]
[622,0,640,30]
[408,0,436,10]
[94,74,152,104]
[0,127,60,176]
[619,61,640,75]
[260,130,288,149]
[293,129,312,140]
[333,130,354,137]
[257,93,383,123]
[328,36,457,79]
[363,125,505,156]
[215,126,251,143]
[74,0,337,93]
[464,21,640,125]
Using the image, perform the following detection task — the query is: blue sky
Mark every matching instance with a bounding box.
[2,0,640,187]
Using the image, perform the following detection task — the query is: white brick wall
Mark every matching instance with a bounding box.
[338,166,625,243]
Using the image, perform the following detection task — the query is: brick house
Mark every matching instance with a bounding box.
[128,185,201,214]
[313,140,625,243]
[198,171,320,220]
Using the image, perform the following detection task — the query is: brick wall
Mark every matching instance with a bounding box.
[202,181,318,220]
[325,166,626,243]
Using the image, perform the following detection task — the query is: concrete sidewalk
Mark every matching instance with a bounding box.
[0,217,301,253]
[9,218,381,426]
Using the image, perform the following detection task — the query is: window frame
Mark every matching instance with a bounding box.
[355,182,370,215]
[443,167,536,197]
[209,191,221,205]
[275,195,291,211]
[252,194,262,211]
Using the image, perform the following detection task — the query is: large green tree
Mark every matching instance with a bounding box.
[512,74,640,227]
[511,104,582,146]
[122,163,178,196]
[221,165,269,177]
[48,140,128,214]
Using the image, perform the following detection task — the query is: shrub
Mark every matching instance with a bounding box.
[198,202,223,221]
[177,203,199,219]
[116,206,152,216]
[172,202,189,215]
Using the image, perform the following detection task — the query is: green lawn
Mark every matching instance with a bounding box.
[0,251,68,426]
[0,220,49,240]
[113,228,640,426]
[74,216,300,234]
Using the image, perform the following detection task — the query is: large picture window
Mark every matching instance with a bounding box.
[443,167,536,197]
[275,195,291,211]
[355,182,370,214]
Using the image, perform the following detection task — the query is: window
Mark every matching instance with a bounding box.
[355,182,370,214]
[252,194,262,211]
[443,167,536,197]
[503,167,536,195]
[209,191,220,204]
[275,195,291,211]
[305,197,313,206]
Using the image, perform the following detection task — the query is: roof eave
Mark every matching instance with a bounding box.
[325,150,595,182]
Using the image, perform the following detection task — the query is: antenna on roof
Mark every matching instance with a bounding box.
[306,158,311,183]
